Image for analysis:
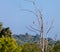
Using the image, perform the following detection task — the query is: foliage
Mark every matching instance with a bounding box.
[0,35,22,52]
[0,27,12,37]
[0,22,12,37]
[21,43,41,52]
[47,41,60,52]
[53,41,60,52]
[0,22,3,32]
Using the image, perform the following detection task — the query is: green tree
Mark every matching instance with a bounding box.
[0,22,12,37]
[0,35,22,52]
[0,22,3,33]
[21,43,41,52]
[0,27,12,37]
[54,41,60,52]
[48,40,60,52]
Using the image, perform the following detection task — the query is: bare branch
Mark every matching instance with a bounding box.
[46,26,54,34]
[39,9,43,19]
[46,19,54,34]
[54,34,57,41]
[24,0,38,10]
[23,0,40,26]
[29,25,40,32]
[26,26,38,34]
[21,9,38,17]
[21,9,40,26]
[32,1,38,11]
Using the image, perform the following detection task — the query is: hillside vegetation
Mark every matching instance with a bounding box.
[0,23,60,52]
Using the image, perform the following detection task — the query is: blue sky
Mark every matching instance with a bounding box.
[0,0,60,40]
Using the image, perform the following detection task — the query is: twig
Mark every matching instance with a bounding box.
[26,26,38,34]
[29,25,40,32]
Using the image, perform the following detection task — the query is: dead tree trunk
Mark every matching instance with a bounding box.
[39,13,44,52]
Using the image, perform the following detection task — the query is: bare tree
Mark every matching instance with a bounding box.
[20,0,54,52]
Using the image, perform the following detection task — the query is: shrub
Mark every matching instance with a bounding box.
[21,43,41,52]
[0,35,22,52]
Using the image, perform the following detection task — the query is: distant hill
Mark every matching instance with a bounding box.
[12,33,55,45]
